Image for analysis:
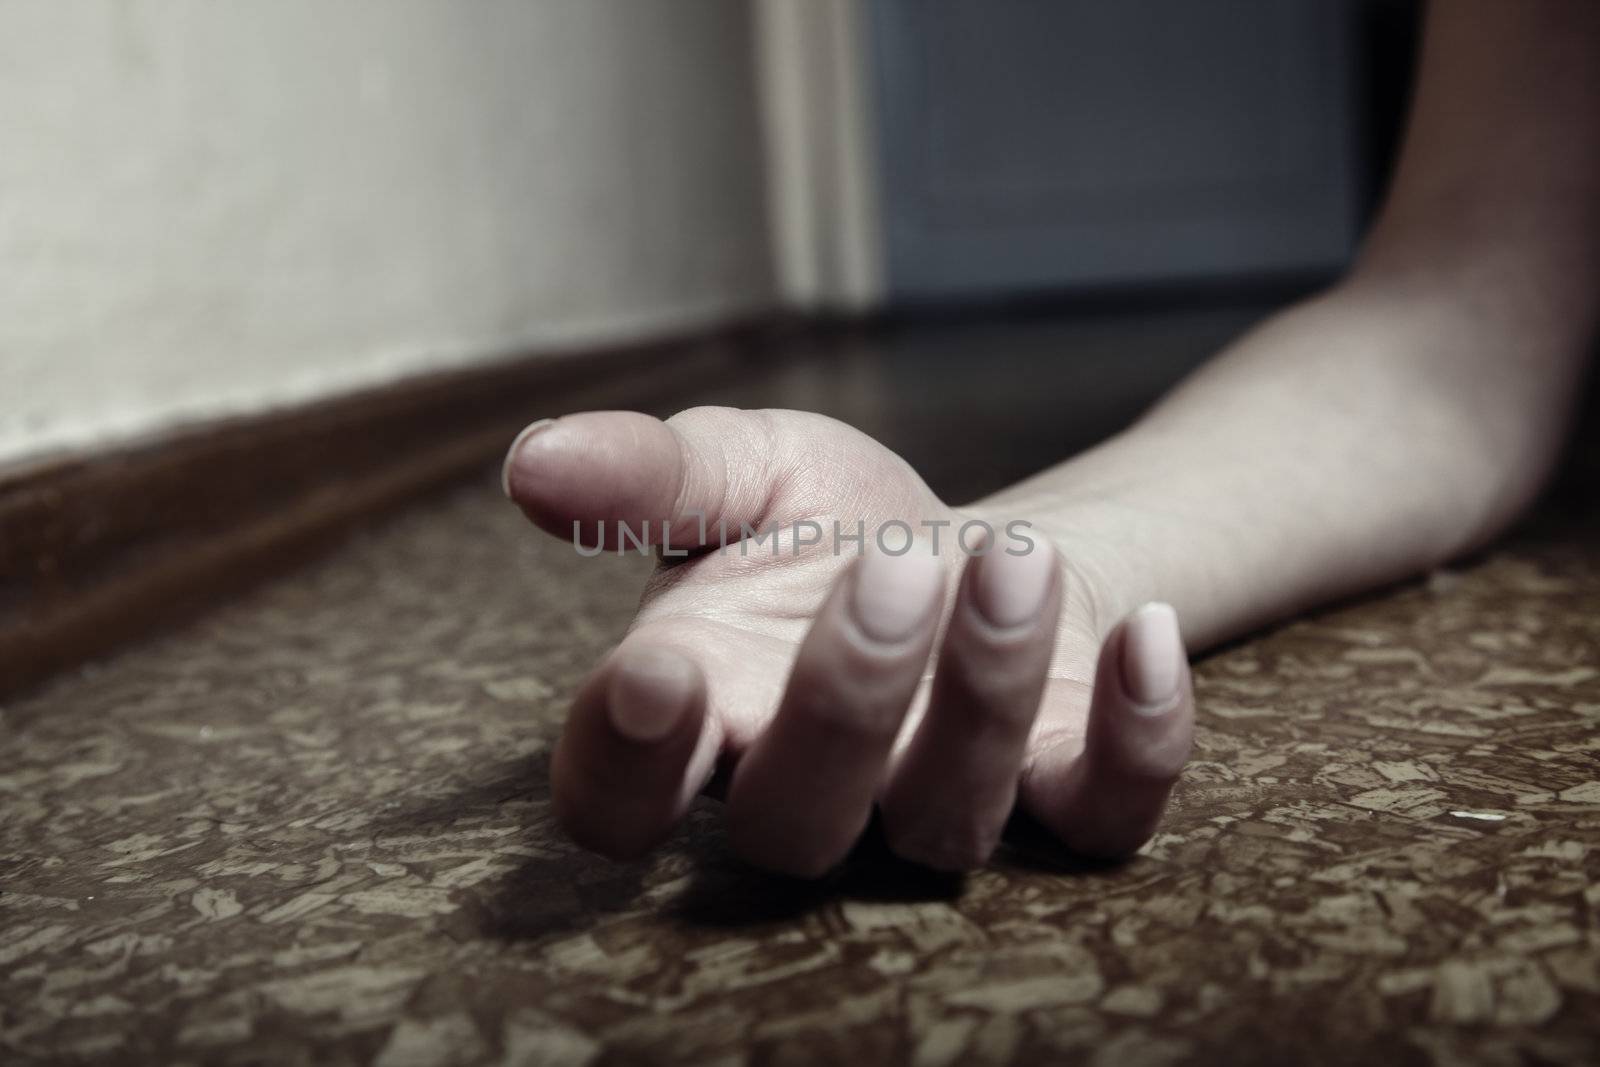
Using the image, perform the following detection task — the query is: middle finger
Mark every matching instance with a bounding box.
[879,543,1062,869]
[725,546,944,877]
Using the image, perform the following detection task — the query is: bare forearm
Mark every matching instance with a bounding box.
[981,0,1600,652]
[980,279,1589,650]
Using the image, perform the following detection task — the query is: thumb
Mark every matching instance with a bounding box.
[501,407,774,551]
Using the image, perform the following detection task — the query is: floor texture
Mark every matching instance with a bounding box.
[3,305,1599,1065]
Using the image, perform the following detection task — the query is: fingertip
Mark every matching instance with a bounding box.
[606,644,703,743]
[1018,604,1195,861]
[726,545,943,879]
[1119,602,1185,713]
[849,542,944,644]
[551,640,710,861]
[877,544,1061,873]
[501,417,557,500]
[500,411,681,540]
[1098,604,1194,783]
[969,538,1058,629]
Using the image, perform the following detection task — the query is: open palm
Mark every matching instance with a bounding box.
[505,407,1193,875]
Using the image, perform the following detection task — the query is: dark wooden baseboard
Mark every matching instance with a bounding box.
[0,319,780,699]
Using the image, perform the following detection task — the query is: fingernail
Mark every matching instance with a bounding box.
[607,646,698,742]
[501,418,556,499]
[972,542,1055,627]
[851,545,943,644]
[1121,602,1183,711]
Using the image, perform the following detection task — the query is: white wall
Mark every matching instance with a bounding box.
[0,0,775,466]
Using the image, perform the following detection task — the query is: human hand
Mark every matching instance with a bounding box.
[503,407,1194,875]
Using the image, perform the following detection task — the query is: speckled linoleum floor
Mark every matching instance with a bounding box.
[4,472,1598,1066]
[3,312,1600,1065]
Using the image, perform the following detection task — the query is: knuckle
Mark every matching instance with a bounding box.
[884,816,997,872]
[1058,819,1152,861]
[1104,728,1190,785]
[938,632,1052,726]
[551,755,675,861]
[788,651,917,738]
[665,404,740,428]
[727,802,856,880]
[759,849,839,880]
[666,405,762,454]
[553,799,658,861]
[935,662,1043,733]
[790,688,907,739]
[734,832,843,880]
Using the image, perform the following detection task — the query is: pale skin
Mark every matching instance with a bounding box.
[503,2,1600,877]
